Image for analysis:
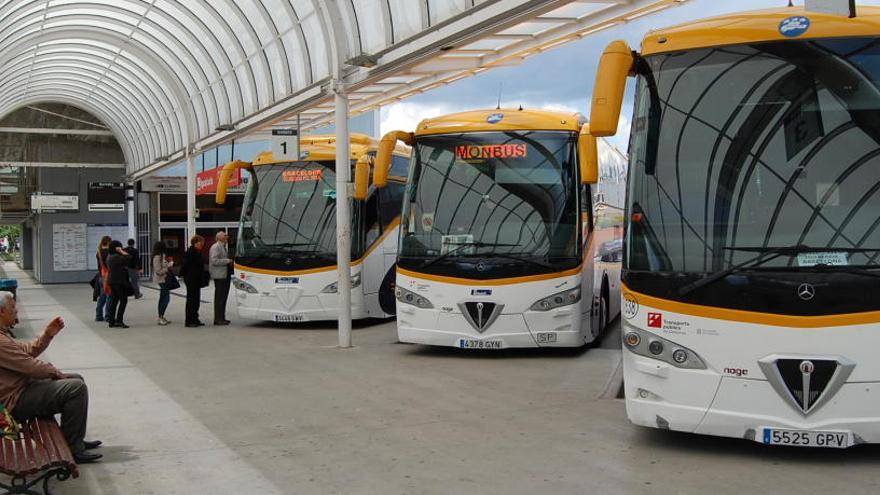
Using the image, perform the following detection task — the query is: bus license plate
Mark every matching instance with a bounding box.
[274,314,304,322]
[762,428,851,448]
[458,339,503,349]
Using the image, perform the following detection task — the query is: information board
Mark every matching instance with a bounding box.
[86,224,130,270]
[52,223,88,272]
[31,193,79,212]
[88,182,125,212]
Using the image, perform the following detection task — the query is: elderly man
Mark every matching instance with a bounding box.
[0,292,102,463]
[209,231,233,326]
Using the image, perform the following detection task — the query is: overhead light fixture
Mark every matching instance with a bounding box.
[347,54,379,68]
[215,124,235,132]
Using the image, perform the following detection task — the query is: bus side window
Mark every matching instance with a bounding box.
[379,182,405,233]
[364,193,381,248]
[582,184,594,232]
[390,155,409,179]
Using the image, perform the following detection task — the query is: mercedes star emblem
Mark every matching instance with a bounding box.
[284,258,293,265]
[476,262,486,272]
[797,283,815,301]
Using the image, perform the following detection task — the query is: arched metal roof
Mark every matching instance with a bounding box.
[0,0,687,178]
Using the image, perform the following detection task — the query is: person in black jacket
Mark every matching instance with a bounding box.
[124,239,143,299]
[105,241,133,328]
[180,235,206,327]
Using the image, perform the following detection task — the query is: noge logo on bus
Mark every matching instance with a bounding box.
[779,16,810,37]
[455,144,528,160]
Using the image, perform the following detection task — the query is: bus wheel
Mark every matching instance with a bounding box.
[379,266,397,316]
[594,291,609,339]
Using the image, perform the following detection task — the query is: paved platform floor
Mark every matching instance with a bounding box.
[3,263,880,494]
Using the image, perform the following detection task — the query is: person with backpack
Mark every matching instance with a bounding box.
[106,241,133,328]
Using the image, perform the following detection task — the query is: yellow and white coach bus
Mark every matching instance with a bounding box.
[591,4,880,447]
[215,134,410,322]
[376,108,626,349]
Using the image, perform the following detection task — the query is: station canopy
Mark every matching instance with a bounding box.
[0,0,687,178]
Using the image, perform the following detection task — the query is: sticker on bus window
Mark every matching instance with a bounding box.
[441,234,474,255]
[455,144,528,161]
[283,169,323,182]
[797,252,848,267]
[421,213,434,232]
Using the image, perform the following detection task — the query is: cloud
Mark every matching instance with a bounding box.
[380,101,458,134]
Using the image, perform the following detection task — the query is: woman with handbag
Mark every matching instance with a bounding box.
[94,236,112,322]
[151,241,177,326]
[106,240,133,328]
[180,235,206,327]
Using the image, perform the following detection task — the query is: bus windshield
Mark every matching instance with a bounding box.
[237,160,358,270]
[628,38,880,277]
[399,130,580,279]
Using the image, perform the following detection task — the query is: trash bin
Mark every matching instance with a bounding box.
[0,279,17,299]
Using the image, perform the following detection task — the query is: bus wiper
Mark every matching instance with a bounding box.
[803,264,880,279]
[420,242,518,269]
[678,244,810,296]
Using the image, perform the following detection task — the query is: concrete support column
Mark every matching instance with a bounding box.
[334,82,352,349]
[186,147,197,241]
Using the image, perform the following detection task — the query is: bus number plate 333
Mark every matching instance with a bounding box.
[761,427,851,448]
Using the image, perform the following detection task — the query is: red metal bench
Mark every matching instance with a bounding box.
[0,418,78,495]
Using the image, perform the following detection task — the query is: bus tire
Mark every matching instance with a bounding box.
[379,265,397,316]
[594,279,609,339]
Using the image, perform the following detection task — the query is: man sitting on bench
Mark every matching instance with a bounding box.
[0,292,102,463]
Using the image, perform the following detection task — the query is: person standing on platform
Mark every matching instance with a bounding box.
[180,235,206,328]
[209,231,233,326]
[106,241,133,328]
[94,236,112,322]
[124,239,143,300]
[151,242,174,326]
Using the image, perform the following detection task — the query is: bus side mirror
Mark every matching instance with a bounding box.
[374,130,413,188]
[215,160,251,205]
[354,156,371,201]
[590,40,634,137]
[578,125,599,184]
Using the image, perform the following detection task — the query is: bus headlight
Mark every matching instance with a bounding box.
[321,273,362,293]
[529,286,581,311]
[395,286,434,309]
[622,325,706,370]
[232,278,258,294]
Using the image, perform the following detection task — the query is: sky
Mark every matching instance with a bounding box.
[379,0,880,152]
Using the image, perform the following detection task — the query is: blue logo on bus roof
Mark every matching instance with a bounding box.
[487,113,504,124]
[779,16,810,37]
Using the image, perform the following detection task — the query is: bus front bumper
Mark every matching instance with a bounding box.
[626,356,880,446]
[396,308,585,348]
[235,291,366,322]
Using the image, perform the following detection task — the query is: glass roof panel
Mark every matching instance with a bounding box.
[387,0,422,42]
[351,0,388,54]
[427,0,468,25]
[0,0,682,176]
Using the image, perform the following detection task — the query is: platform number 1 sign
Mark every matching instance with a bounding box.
[272,128,299,161]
